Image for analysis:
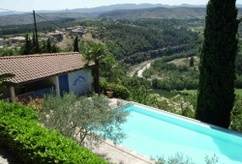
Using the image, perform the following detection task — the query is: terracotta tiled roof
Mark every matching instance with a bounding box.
[0,52,88,83]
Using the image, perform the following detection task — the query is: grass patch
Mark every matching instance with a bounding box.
[235,89,242,97]
[179,90,197,96]
[180,89,242,97]
[148,89,177,99]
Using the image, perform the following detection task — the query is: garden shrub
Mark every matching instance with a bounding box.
[108,83,130,99]
[230,96,242,132]
[100,79,130,99]
[0,101,38,120]
[0,101,108,164]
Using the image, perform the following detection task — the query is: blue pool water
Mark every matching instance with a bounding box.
[118,104,242,163]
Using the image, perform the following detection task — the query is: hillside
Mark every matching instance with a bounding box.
[1,3,242,26]
[99,7,242,19]
[0,12,90,26]
[0,3,201,16]
[0,7,207,26]
[99,7,206,19]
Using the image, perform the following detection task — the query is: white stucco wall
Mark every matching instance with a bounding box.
[49,76,60,96]
[68,69,93,95]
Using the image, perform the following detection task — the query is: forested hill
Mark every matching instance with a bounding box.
[0,12,90,26]
[0,7,206,26]
[99,7,206,19]
[0,5,241,26]
[84,19,201,65]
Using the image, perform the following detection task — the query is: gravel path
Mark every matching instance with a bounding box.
[0,145,22,164]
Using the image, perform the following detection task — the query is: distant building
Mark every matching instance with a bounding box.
[0,38,4,45]
[9,36,25,44]
[0,52,94,102]
[67,26,86,35]
[48,30,64,42]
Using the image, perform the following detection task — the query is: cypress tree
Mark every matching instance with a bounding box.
[74,36,79,52]
[189,56,195,67]
[20,34,31,55]
[196,0,239,128]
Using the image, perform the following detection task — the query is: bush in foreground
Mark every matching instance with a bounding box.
[0,101,108,164]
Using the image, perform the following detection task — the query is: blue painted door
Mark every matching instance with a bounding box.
[58,74,69,96]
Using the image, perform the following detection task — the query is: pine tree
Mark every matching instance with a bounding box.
[196,0,239,128]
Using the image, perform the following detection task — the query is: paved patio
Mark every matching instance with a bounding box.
[91,139,155,164]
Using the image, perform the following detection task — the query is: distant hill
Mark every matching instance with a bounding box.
[98,6,242,19]
[98,7,206,19]
[0,3,241,26]
[0,4,176,16]
[0,11,26,16]
[0,3,167,17]
[69,3,165,13]
[0,12,90,26]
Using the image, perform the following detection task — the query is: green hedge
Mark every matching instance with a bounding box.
[100,79,130,99]
[0,101,108,164]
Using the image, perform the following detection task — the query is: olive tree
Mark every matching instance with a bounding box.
[39,93,128,148]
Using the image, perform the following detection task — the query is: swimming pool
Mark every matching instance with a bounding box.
[118,103,242,163]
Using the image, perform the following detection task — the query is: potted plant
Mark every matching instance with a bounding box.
[106,87,114,98]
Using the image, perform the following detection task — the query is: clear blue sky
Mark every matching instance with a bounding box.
[1,0,241,12]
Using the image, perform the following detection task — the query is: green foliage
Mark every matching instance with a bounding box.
[0,100,38,120]
[230,96,242,132]
[0,101,107,163]
[20,34,59,55]
[235,74,242,88]
[100,79,130,99]
[155,153,219,164]
[148,89,177,99]
[123,77,151,89]
[40,38,59,53]
[235,89,242,97]
[150,62,199,91]
[160,48,199,63]
[143,49,199,92]
[83,18,200,65]
[0,48,19,56]
[27,98,43,111]
[20,33,33,55]
[39,93,128,147]
[155,153,195,164]
[236,46,242,74]
[129,86,160,107]
[169,95,196,118]
[196,0,239,128]
[81,41,110,94]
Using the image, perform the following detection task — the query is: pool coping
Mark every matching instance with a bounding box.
[91,138,155,164]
